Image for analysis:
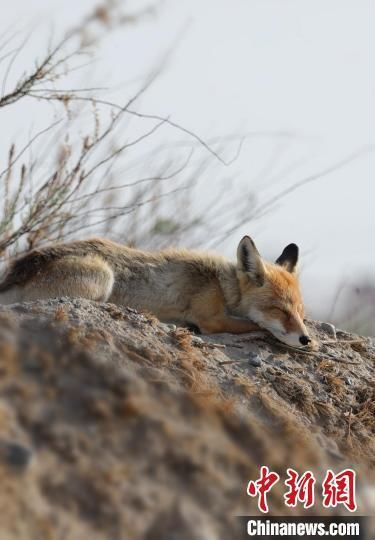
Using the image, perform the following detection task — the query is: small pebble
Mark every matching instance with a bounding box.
[0,440,33,470]
[167,324,177,331]
[158,323,177,333]
[248,354,262,367]
[320,322,336,339]
[159,323,170,332]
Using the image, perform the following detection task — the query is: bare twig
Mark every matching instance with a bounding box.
[209,145,375,247]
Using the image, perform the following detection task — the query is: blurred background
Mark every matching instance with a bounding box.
[0,0,374,334]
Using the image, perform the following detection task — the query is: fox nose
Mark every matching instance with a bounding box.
[299,335,311,346]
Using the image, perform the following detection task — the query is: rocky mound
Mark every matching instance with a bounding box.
[0,299,374,539]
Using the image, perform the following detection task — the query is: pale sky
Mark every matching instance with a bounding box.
[1,0,374,318]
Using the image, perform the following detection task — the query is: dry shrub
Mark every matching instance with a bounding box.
[0,2,236,273]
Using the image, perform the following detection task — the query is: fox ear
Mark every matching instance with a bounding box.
[237,236,265,286]
[275,243,299,273]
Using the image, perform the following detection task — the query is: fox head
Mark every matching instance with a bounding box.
[236,235,312,348]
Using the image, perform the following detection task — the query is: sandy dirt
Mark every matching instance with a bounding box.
[0,298,373,539]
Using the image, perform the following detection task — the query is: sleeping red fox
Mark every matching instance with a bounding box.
[0,235,313,348]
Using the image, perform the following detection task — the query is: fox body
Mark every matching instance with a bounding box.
[0,236,311,348]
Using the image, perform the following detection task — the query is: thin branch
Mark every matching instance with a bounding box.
[0,119,63,181]
[83,117,168,179]
[28,93,243,166]
[1,27,35,98]
[71,149,194,205]
[52,184,191,239]
[209,145,375,246]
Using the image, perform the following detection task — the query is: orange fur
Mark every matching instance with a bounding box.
[0,235,313,348]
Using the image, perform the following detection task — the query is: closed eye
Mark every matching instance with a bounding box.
[273,307,290,318]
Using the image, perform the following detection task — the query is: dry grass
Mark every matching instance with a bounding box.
[267,370,318,418]
[324,373,346,398]
[233,374,257,398]
[54,306,68,322]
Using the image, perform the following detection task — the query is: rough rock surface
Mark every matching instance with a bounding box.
[0,298,374,539]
